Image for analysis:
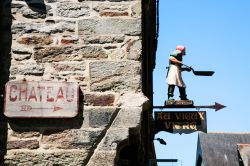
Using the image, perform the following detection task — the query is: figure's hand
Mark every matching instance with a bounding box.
[187,66,192,72]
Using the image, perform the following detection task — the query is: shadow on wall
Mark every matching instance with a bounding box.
[25,0,47,14]
[0,0,12,164]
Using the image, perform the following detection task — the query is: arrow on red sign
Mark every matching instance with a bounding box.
[20,105,63,112]
[53,106,63,112]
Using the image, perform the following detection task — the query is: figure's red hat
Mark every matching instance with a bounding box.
[176,45,186,51]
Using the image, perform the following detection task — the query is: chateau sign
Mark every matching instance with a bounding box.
[4,81,79,118]
[154,111,207,134]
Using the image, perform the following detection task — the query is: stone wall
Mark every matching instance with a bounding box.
[0,0,154,165]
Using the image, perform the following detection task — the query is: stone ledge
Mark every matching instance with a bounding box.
[87,151,117,166]
[87,93,149,165]
[4,150,88,166]
[84,93,116,106]
[7,140,39,150]
[117,92,150,108]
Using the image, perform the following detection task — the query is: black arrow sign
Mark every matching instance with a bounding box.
[153,102,226,111]
[194,102,226,111]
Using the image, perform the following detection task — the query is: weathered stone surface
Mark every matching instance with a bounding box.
[111,107,142,128]
[10,62,44,76]
[61,33,78,45]
[117,92,149,107]
[83,35,125,44]
[41,129,102,149]
[100,11,128,17]
[131,2,141,18]
[93,3,129,12]
[12,47,32,55]
[75,76,88,88]
[11,131,40,139]
[79,18,141,36]
[4,150,88,166]
[12,3,51,19]
[51,62,86,76]
[89,61,141,92]
[57,3,90,18]
[7,140,39,150]
[108,49,125,59]
[82,107,117,128]
[22,5,50,19]
[34,46,107,62]
[84,93,115,106]
[87,151,117,166]
[12,21,75,34]
[98,129,128,151]
[61,38,78,45]
[12,47,32,61]
[94,3,129,17]
[126,39,142,60]
[17,35,53,45]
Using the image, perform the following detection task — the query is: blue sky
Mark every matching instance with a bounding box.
[153,1,250,165]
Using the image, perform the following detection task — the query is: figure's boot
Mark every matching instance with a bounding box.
[179,87,189,100]
[168,85,175,100]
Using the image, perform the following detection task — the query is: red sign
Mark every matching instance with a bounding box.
[4,81,79,118]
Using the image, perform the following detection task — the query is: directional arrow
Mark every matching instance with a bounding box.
[153,102,226,111]
[53,106,63,112]
[20,105,63,112]
[195,102,226,111]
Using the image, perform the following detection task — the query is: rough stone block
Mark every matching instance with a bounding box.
[84,93,115,106]
[79,18,141,36]
[111,107,142,128]
[83,107,117,128]
[11,131,40,139]
[87,151,117,166]
[12,21,75,34]
[12,47,32,61]
[10,62,44,76]
[7,140,39,150]
[4,150,89,166]
[52,62,86,72]
[93,3,129,13]
[12,53,31,61]
[117,92,149,107]
[41,129,102,149]
[17,35,53,45]
[12,47,32,55]
[83,35,125,44]
[89,61,141,92]
[34,46,108,62]
[126,39,142,60]
[12,3,52,19]
[108,49,125,59]
[97,129,128,151]
[94,3,130,17]
[131,1,141,18]
[51,62,86,77]
[57,3,90,18]
[61,38,78,45]
[99,11,129,17]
